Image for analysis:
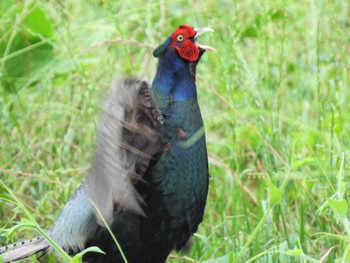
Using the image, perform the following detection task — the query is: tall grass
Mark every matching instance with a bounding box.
[1,0,349,262]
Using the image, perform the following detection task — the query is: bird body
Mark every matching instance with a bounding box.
[0,24,212,263]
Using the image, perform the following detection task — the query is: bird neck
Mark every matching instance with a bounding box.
[152,47,198,109]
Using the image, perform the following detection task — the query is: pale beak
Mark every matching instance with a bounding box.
[194,27,215,51]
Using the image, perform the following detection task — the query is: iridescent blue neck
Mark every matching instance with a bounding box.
[151,47,197,110]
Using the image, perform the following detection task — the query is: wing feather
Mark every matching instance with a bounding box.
[87,78,164,225]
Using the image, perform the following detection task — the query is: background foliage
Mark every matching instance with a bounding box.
[1,0,350,262]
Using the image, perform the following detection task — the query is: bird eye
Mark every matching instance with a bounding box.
[177,34,184,41]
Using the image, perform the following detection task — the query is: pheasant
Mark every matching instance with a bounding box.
[0,24,213,263]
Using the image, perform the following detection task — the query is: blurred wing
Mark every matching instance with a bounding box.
[87,78,164,225]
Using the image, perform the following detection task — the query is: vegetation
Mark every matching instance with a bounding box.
[1,0,349,262]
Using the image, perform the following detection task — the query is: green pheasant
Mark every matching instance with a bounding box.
[0,24,213,263]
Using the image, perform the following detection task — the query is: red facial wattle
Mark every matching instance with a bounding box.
[175,39,200,62]
[169,24,214,62]
[170,25,198,62]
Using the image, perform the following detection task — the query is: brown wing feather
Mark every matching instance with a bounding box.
[87,78,164,225]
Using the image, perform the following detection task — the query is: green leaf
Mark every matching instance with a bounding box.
[194,233,211,249]
[269,9,286,21]
[0,0,15,15]
[0,194,15,204]
[3,218,36,240]
[268,178,282,205]
[291,157,316,170]
[327,198,348,218]
[22,6,53,38]
[0,234,6,244]
[0,5,54,92]
[343,244,350,262]
[71,246,105,263]
[288,248,303,256]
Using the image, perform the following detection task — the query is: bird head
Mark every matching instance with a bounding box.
[153,24,214,62]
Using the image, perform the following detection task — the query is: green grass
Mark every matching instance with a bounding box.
[1,0,350,262]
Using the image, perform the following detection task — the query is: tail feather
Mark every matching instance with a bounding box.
[0,236,49,262]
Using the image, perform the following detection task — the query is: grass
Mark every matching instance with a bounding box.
[1,0,350,262]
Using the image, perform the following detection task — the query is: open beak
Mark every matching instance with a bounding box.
[194,27,215,51]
